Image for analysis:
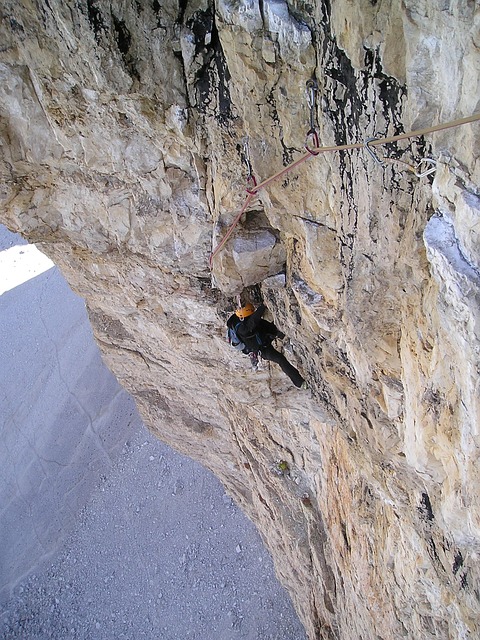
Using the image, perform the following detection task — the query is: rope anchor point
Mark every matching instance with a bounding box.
[305,79,319,155]
[209,113,479,269]
[364,137,385,167]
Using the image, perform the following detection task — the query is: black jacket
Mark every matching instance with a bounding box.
[235,305,278,353]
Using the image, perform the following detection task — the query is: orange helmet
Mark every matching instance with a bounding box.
[236,303,254,319]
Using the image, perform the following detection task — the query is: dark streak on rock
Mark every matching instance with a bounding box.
[453,551,464,575]
[112,14,140,81]
[9,16,25,35]
[361,411,375,430]
[419,492,434,522]
[265,89,296,164]
[258,492,276,521]
[427,536,443,568]
[187,6,233,125]
[317,6,408,287]
[341,521,351,552]
[86,0,106,40]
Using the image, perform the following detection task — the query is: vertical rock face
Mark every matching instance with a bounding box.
[0,1,479,638]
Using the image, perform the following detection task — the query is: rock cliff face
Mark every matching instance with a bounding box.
[1,1,479,638]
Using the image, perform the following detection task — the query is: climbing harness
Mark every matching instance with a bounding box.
[209,112,480,268]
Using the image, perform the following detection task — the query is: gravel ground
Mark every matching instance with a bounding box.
[1,426,306,640]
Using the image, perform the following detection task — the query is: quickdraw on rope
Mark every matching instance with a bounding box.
[244,139,259,194]
[364,137,437,177]
[305,79,320,156]
[209,112,480,269]
[242,137,255,185]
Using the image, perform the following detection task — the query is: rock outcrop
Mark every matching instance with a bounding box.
[1,1,479,638]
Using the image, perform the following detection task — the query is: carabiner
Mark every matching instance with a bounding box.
[246,173,258,195]
[414,157,437,178]
[305,130,319,156]
[363,137,385,167]
[242,137,253,176]
[306,79,318,108]
[306,79,318,133]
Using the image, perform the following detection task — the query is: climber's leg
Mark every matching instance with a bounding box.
[260,345,304,388]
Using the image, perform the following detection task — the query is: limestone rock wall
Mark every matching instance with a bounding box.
[1,1,479,638]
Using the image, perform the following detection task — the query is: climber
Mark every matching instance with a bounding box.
[227,303,307,389]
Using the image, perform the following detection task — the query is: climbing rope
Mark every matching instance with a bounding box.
[208,191,257,269]
[209,112,480,268]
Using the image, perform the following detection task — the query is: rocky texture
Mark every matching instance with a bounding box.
[0,1,479,638]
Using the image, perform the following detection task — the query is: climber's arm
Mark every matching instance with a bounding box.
[243,304,265,333]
